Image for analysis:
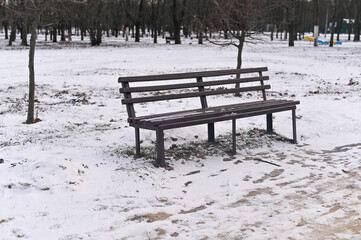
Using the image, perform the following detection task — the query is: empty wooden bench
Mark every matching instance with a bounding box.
[118,67,300,167]
[165,36,175,44]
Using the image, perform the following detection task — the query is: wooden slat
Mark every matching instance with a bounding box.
[140,101,299,126]
[118,67,268,82]
[137,100,289,123]
[122,85,271,104]
[143,100,298,124]
[159,106,296,130]
[129,99,281,123]
[119,76,270,93]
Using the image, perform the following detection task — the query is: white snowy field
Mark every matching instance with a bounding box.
[0,34,361,240]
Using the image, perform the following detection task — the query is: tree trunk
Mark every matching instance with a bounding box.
[278,29,281,39]
[354,2,360,42]
[96,27,102,45]
[141,24,145,37]
[348,21,352,41]
[172,0,181,44]
[89,28,102,46]
[236,44,244,70]
[153,27,158,43]
[126,27,129,41]
[61,24,66,41]
[135,0,144,42]
[236,31,245,70]
[336,18,342,42]
[287,4,295,46]
[9,21,16,46]
[4,22,9,40]
[45,27,48,41]
[329,1,337,47]
[313,0,319,46]
[135,24,140,42]
[235,31,245,96]
[324,6,328,37]
[89,30,96,45]
[68,24,72,41]
[198,29,203,44]
[329,21,335,47]
[26,14,41,124]
[184,25,189,38]
[21,20,28,46]
[288,23,295,46]
[151,0,160,43]
[53,25,57,42]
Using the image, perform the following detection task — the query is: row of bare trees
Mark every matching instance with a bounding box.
[1,0,361,47]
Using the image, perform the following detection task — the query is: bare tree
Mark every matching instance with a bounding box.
[208,0,268,69]
[6,0,82,124]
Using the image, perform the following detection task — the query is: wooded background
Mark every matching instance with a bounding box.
[1,0,360,47]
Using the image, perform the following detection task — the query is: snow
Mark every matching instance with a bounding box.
[1,34,361,240]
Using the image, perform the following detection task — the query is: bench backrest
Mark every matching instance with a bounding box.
[119,67,269,119]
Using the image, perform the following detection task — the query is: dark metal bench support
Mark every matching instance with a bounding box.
[232,119,236,155]
[292,109,297,144]
[266,113,273,133]
[208,123,215,142]
[156,129,165,167]
[135,128,140,156]
[196,76,215,142]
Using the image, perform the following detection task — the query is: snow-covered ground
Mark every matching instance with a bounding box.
[0,34,361,240]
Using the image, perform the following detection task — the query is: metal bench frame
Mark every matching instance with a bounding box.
[118,67,300,167]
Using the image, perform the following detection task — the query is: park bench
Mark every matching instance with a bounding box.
[165,36,175,44]
[118,67,300,167]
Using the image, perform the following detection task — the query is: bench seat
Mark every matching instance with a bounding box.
[129,99,299,130]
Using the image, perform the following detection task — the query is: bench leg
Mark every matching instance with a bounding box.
[156,129,166,167]
[266,113,273,133]
[135,128,140,156]
[292,109,297,144]
[232,119,237,155]
[235,83,241,96]
[208,123,215,142]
